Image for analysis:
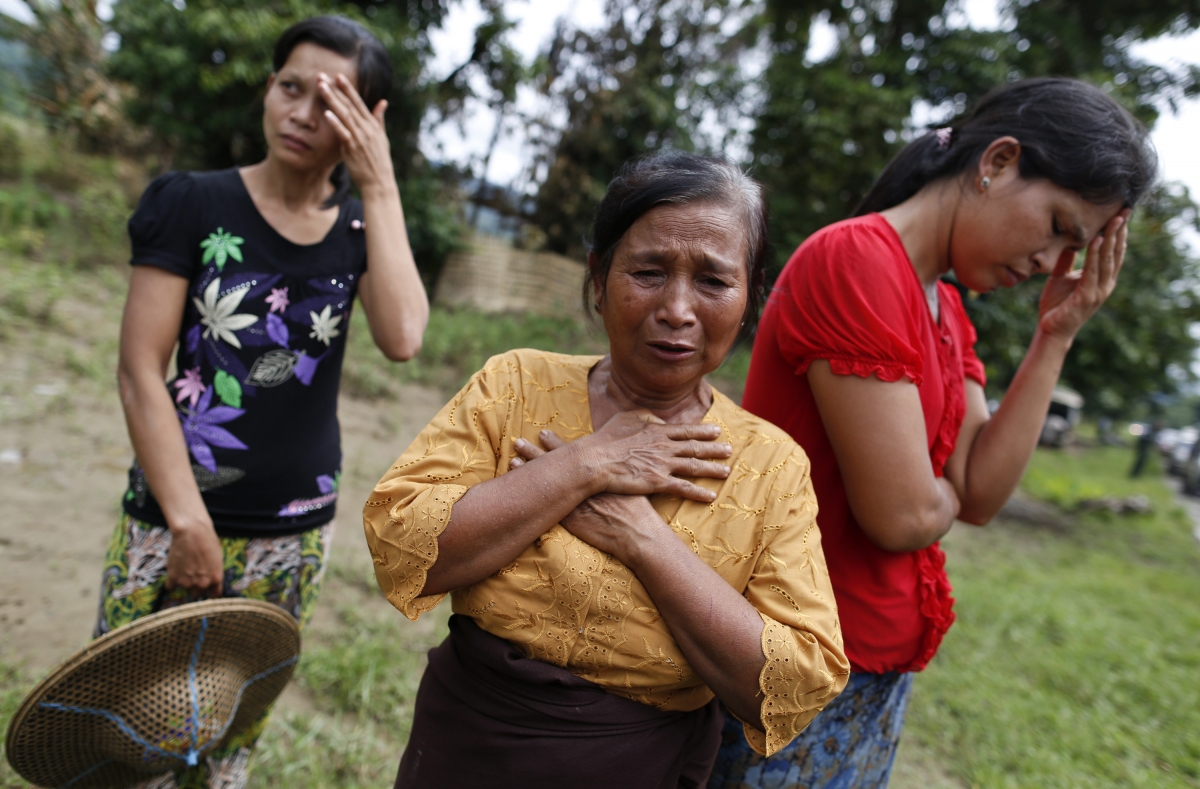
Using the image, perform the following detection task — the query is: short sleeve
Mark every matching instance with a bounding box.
[363,356,516,620]
[740,452,851,756]
[772,220,925,386]
[127,172,202,278]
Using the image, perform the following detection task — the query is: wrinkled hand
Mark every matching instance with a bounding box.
[165,521,224,597]
[318,72,395,195]
[528,410,731,503]
[512,431,668,560]
[1038,211,1129,341]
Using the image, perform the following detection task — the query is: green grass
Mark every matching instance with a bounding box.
[252,713,401,787]
[295,602,449,740]
[905,446,1200,788]
[0,663,32,789]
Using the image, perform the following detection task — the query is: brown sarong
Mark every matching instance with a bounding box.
[395,615,722,789]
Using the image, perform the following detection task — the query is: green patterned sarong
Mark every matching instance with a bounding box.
[93,512,333,789]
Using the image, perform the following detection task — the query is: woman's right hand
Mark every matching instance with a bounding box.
[544,410,733,503]
[1037,211,1129,341]
[165,520,225,597]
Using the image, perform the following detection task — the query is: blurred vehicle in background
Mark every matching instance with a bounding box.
[1156,427,1183,455]
[1183,445,1200,494]
[1168,426,1200,476]
[1039,387,1084,447]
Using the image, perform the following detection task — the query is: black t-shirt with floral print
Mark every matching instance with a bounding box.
[123,168,367,536]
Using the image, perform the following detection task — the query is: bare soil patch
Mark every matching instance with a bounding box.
[0,345,444,686]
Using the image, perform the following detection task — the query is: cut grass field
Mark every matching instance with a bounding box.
[907,447,1200,788]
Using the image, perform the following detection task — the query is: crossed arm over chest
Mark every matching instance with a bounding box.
[362,351,850,756]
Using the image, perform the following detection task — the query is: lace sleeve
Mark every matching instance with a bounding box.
[742,453,850,755]
[363,357,517,620]
[366,483,468,620]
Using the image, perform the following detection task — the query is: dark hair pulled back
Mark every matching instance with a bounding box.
[586,150,770,333]
[855,77,1157,216]
[273,16,393,208]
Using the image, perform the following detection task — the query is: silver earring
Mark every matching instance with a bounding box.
[981,176,991,189]
[594,302,601,311]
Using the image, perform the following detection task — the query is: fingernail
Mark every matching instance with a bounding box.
[515,438,526,448]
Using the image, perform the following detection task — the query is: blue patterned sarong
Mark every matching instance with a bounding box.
[708,671,913,789]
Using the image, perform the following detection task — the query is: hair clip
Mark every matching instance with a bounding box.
[935,127,953,150]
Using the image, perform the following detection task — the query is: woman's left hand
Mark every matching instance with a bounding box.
[1037,210,1130,341]
[318,72,395,195]
[511,431,667,561]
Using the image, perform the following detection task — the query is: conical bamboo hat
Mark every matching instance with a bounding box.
[5,599,300,788]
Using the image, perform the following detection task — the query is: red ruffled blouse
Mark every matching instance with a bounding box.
[742,213,986,674]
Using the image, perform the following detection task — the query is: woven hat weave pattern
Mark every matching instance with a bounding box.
[5,599,300,789]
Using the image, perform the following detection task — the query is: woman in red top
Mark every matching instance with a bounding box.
[711,78,1156,788]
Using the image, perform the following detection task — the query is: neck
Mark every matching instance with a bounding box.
[879,178,962,288]
[242,151,337,212]
[589,356,713,427]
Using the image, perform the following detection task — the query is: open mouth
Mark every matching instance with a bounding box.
[647,341,696,360]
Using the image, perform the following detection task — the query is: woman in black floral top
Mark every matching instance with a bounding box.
[96,16,428,786]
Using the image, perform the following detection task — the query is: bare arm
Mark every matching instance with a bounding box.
[943,336,1068,524]
[117,266,223,594]
[422,413,733,595]
[320,72,429,361]
[808,360,960,552]
[945,212,1130,523]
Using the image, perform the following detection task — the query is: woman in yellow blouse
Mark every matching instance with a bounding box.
[364,151,849,788]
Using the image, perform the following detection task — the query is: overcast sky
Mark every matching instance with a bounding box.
[1,0,1197,211]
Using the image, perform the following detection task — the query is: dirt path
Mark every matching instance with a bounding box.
[0,371,444,676]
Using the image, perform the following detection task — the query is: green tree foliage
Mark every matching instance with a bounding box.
[103,0,523,281]
[751,1,1016,264]
[106,0,450,172]
[749,0,1200,269]
[530,0,756,259]
[747,0,1200,412]
[0,0,134,148]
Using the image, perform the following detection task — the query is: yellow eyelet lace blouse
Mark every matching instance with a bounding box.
[363,349,850,756]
